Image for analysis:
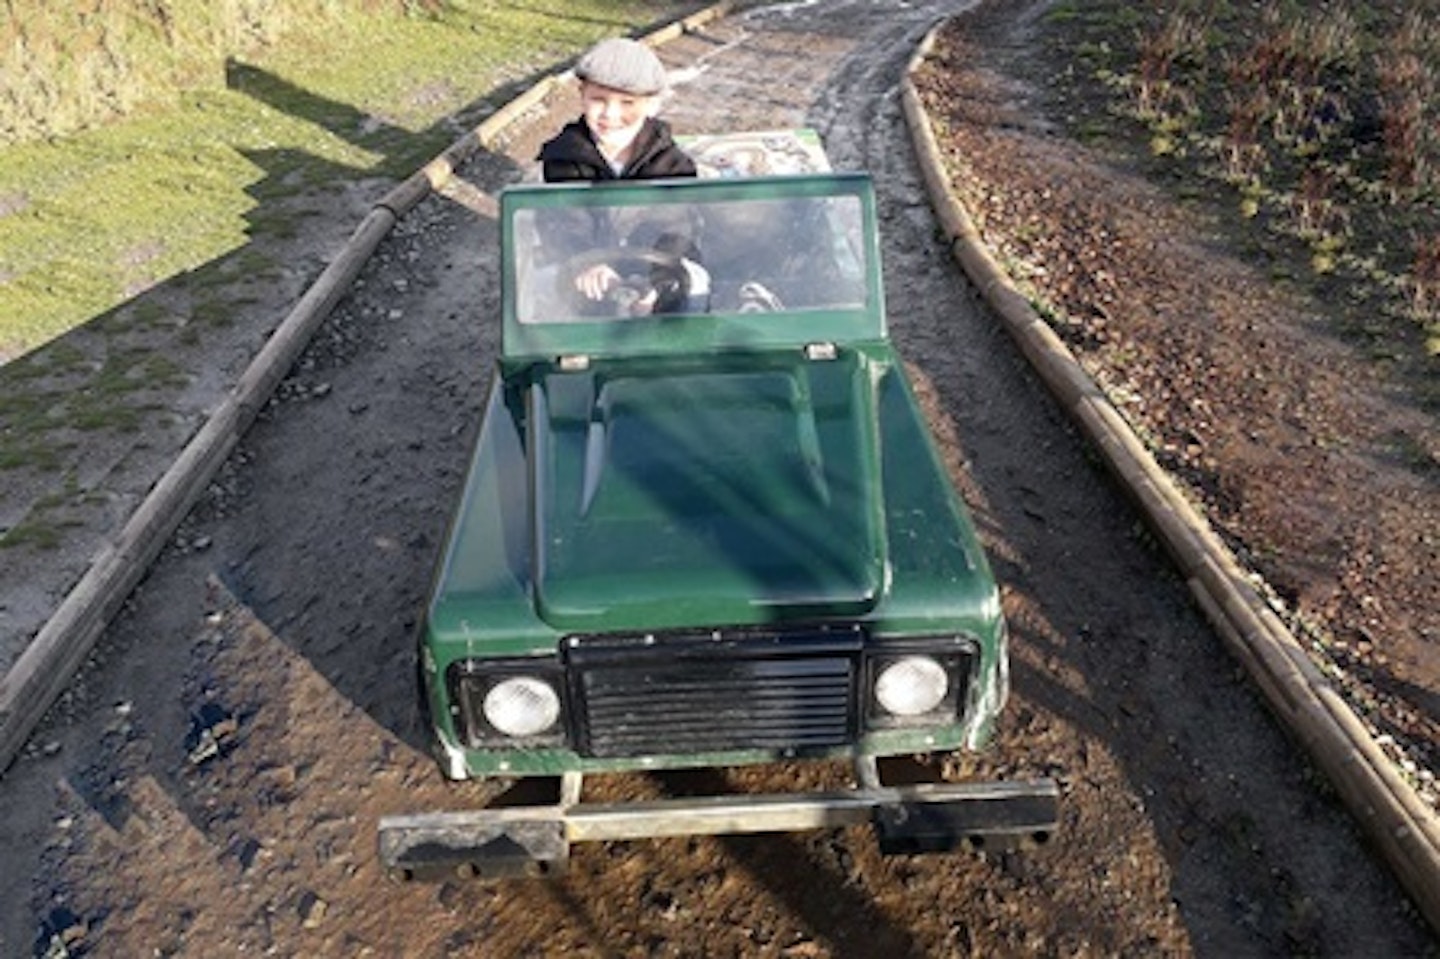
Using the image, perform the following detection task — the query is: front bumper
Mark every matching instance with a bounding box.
[378,759,1059,881]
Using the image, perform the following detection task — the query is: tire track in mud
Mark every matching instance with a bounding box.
[0,2,1430,955]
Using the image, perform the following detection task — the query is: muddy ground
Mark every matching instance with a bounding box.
[0,1,1435,956]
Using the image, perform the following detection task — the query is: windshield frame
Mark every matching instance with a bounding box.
[499,173,885,363]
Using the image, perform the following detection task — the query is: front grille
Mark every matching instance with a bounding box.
[564,627,863,759]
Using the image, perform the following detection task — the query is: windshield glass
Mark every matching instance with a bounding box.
[512,192,868,325]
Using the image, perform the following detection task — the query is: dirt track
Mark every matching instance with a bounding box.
[0,1,1433,955]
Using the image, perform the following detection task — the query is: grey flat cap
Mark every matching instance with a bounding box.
[575,38,667,96]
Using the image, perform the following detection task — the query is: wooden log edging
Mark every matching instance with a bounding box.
[900,22,1440,934]
[0,2,735,775]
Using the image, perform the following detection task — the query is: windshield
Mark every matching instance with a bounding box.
[511,191,869,326]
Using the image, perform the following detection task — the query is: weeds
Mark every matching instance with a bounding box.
[1134,11,1206,123]
[1376,12,1439,203]
[1087,2,1439,354]
[1222,86,1268,186]
[1412,234,1440,353]
[1378,55,1429,199]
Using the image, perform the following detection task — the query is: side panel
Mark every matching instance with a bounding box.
[421,376,561,760]
[867,351,1009,746]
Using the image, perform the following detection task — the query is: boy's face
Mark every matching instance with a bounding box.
[579,81,660,153]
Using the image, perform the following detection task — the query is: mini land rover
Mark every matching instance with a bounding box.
[378,132,1058,880]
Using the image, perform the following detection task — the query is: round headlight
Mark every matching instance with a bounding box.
[874,656,949,717]
[483,676,561,737]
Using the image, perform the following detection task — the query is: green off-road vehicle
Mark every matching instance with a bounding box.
[379,133,1058,880]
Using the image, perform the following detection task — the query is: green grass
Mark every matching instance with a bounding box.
[0,0,698,361]
[0,479,87,550]
[0,335,190,472]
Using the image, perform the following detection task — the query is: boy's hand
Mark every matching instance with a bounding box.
[576,264,621,300]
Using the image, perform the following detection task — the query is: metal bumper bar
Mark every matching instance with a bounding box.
[378,764,1059,881]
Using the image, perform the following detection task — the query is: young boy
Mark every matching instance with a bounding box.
[537,37,704,309]
[538,37,696,182]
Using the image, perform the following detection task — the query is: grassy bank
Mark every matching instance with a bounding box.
[1042,0,1439,362]
[0,1,698,361]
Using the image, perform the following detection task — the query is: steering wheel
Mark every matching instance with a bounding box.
[557,246,688,315]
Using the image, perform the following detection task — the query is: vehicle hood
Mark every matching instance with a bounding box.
[529,352,887,630]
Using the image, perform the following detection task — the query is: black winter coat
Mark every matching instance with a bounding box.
[538,117,697,182]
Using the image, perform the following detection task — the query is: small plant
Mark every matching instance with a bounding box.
[1293,164,1351,262]
[1377,12,1439,202]
[1132,11,1206,126]
[1376,53,1432,201]
[1411,233,1440,333]
[1304,7,1361,72]
[1241,8,1304,88]
[1223,85,1269,185]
